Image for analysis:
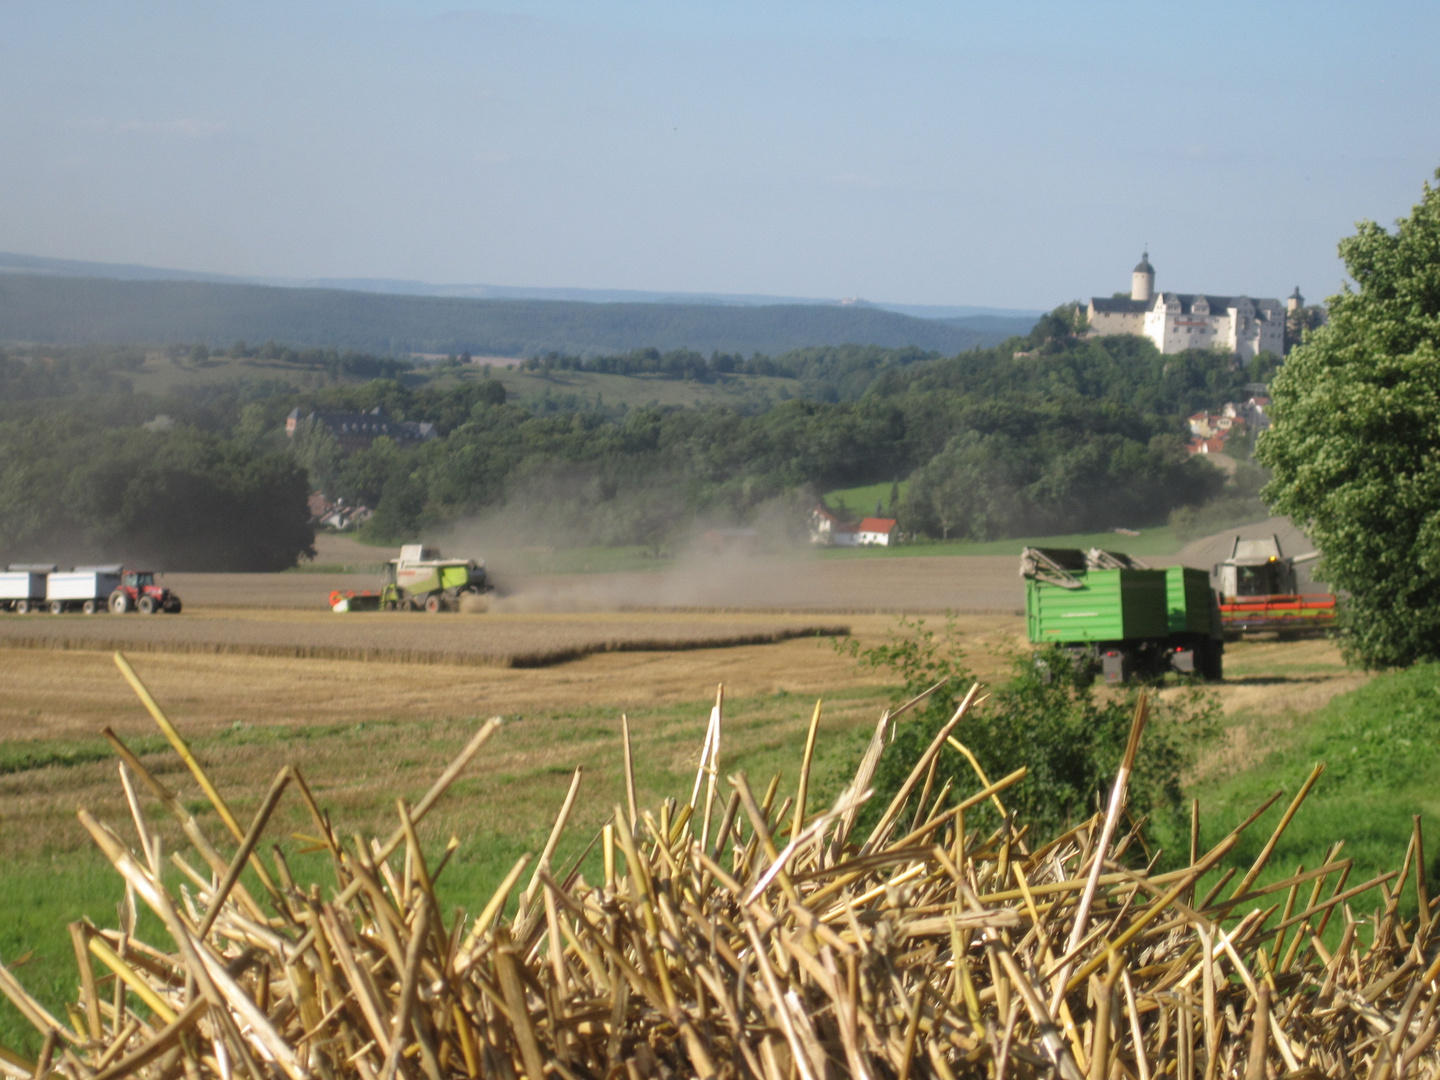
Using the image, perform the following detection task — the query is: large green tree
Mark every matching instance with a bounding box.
[1259,170,1440,667]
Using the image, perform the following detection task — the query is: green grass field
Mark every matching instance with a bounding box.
[821,480,908,518]
[1158,661,1440,929]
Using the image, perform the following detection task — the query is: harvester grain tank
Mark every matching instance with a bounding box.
[1213,534,1335,638]
[1021,547,1223,684]
[329,545,491,613]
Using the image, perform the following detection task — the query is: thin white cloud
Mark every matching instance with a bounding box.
[115,118,226,137]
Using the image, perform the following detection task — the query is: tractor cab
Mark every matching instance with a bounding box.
[122,571,155,590]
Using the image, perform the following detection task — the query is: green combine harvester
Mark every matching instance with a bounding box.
[330,545,492,613]
[1021,547,1223,684]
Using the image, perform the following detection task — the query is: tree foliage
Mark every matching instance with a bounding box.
[1259,170,1440,667]
[0,420,314,571]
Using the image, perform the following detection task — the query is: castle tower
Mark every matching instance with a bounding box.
[1131,251,1155,302]
[1288,286,1304,312]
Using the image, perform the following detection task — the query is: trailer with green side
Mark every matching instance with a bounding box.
[1021,547,1223,683]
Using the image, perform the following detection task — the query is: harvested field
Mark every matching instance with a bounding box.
[0,610,850,668]
[161,553,1027,612]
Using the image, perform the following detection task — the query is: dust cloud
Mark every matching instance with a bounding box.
[424,490,829,613]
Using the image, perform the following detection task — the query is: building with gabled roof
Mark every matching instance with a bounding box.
[1087,253,1285,361]
[285,406,438,453]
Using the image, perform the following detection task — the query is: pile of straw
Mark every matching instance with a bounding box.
[1,654,1435,1080]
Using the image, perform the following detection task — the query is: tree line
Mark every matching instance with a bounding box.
[0,317,1271,569]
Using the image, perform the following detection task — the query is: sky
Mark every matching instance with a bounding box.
[0,2,1436,310]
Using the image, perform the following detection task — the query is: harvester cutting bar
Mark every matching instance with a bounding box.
[329,589,382,613]
[1219,593,1336,636]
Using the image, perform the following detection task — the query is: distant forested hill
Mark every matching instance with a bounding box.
[0,274,1035,357]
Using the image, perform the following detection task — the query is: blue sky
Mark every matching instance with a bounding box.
[0,2,1435,308]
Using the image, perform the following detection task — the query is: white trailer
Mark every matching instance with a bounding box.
[46,565,122,614]
[0,564,53,613]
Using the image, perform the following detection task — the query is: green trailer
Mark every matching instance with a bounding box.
[1021,547,1223,683]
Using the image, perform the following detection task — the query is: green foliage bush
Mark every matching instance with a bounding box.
[1260,169,1440,667]
[837,618,1217,845]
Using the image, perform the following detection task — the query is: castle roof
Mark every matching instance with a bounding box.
[1134,252,1155,274]
[1089,297,1150,314]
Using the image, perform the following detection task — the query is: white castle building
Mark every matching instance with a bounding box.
[1086,254,1285,361]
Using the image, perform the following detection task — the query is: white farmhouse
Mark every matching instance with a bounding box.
[1086,253,1285,361]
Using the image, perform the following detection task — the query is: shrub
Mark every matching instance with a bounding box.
[837,616,1217,845]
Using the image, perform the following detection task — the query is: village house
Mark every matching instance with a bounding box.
[286,407,438,453]
[809,504,899,547]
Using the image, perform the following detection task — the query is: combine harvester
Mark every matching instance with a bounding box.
[330,545,492,613]
[1021,547,1223,684]
[1213,534,1336,639]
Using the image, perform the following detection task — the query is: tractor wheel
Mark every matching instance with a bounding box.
[138,596,157,614]
[49,601,65,616]
[14,600,28,614]
[424,594,444,614]
[82,600,98,615]
[109,590,130,614]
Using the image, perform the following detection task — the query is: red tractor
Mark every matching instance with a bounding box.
[108,570,182,614]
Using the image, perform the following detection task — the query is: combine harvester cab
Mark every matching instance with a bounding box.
[1021,546,1224,684]
[331,544,491,613]
[1214,534,1336,639]
[0,564,54,613]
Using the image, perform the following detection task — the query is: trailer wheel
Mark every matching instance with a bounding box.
[109,590,130,614]
[424,594,444,614]
[49,600,64,615]
[82,600,98,615]
[14,600,28,614]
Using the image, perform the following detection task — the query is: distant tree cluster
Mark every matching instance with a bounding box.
[0,419,314,571]
[0,312,1275,565]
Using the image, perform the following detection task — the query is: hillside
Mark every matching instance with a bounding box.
[0,274,1035,358]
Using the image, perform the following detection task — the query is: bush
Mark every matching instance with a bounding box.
[836,616,1217,845]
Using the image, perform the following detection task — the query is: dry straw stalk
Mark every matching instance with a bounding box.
[0,653,1435,1080]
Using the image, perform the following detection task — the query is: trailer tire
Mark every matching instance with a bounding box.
[138,596,157,614]
[424,594,444,614]
[14,600,28,614]
[49,601,65,615]
[110,590,130,614]
[82,600,98,615]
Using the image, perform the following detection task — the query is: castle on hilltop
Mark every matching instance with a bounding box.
[1086,253,1291,361]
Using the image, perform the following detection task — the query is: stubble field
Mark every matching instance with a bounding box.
[0,547,1366,1057]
